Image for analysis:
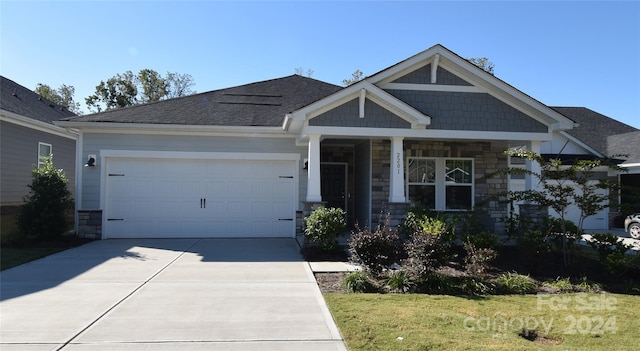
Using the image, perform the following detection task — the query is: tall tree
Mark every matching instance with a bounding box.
[35,83,82,114]
[467,57,495,75]
[85,69,195,112]
[85,71,138,112]
[342,69,364,86]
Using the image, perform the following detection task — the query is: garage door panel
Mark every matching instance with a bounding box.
[105,157,296,238]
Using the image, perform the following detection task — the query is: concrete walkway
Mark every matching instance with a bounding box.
[0,239,347,351]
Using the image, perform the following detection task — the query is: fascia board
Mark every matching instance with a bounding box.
[55,121,292,138]
[2,110,78,140]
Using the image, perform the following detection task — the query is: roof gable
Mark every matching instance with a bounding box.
[369,44,576,131]
[1,76,76,123]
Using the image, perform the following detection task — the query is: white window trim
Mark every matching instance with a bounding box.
[406,157,474,211]
[38,142,52,168]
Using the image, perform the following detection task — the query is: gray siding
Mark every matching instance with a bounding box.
[385,90,548,133]
[80,133,308,210]
[309,99,411,128]
[310,98,411,128]
[1,121,76,204]
[392,65,472,86]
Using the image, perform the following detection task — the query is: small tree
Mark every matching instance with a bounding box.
[492,149,624,266]
[17,156,73,241]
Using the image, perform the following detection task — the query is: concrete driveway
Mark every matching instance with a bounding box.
[0,239,347,351]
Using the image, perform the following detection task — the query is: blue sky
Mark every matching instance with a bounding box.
[1,1,639,128]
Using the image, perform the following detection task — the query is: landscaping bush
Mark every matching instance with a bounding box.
[542,277,575,293]
[464,230,502,250]
[493,272,538,294]
[304,206,346,251]
[349,214,400,274]
[403,216,455,279]
[343,271,376,293]
[460,277,495,295]
[463,240,497,277]
[384,270,414,293]
[17,156,73,242]
[414,273,457,294]
[588,232,635,275]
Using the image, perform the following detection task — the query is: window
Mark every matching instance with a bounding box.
[38,142,52,168]
[407,157,473,210]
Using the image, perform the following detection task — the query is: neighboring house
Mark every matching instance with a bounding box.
[61,44,629,240]
[0,76,77,211]
[509,107,639,230]
[607,130,640,217]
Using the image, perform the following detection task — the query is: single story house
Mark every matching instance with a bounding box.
[1,76,77,211]
[56,44,633,240]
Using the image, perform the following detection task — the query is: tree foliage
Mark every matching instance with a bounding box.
[85,69,195,112]
[491,148,625,266]
[467,57,495,75]
[17,155,73,241]
[342,69,364,86]
[35,83,82,114]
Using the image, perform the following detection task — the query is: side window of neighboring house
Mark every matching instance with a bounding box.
[407,157,474,211]
[38,142,52,168]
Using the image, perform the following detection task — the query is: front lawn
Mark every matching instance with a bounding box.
[324,293,639,351]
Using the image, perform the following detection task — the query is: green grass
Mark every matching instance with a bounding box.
[324,293,639,351]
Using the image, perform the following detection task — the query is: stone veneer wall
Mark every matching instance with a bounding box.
[371,139,510,233]
[77,210,102,239]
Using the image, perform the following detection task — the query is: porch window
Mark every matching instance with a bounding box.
[38,142,52,168]
[407,157,473,210]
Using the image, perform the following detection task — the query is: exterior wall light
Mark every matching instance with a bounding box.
[85,154,96,167]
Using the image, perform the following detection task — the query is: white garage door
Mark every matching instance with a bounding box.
[104,157,297,238]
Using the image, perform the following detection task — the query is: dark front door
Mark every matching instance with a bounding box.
[321,163,347,211]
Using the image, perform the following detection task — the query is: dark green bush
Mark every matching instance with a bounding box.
[304,206,346,251]
[588,232,635,275]
[349,214,400,274]
[384,270,414,293]
[17,156,73,241]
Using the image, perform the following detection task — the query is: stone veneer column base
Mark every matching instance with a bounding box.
[77,210,102,239]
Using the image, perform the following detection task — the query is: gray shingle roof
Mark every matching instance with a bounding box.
[61,75,342,127]
[607,131,640,164]
[551,107,638,156]
[1,76,77,123]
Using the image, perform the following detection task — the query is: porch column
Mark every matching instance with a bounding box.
[306,134,322,202]
[389,136,406,203]
[525,140,541,192]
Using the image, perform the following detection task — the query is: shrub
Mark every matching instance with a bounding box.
[494,272,538,294]
[464,231,502,250]
[349,214,400,274]
[574,277,603,293]
[460,277,495,296]
[542,277,575,293]
[588,232,634,275]
[384,270,414,293]
[463,240,497,277]
[414,273,457,294]
[17,156,73,241]
[343,271,376,293]
[403,216,455,279]
[304,206,346,251]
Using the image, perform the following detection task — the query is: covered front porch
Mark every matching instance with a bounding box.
[299,135,540,239]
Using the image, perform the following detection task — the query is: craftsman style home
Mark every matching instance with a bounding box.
[56,44,635,240]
